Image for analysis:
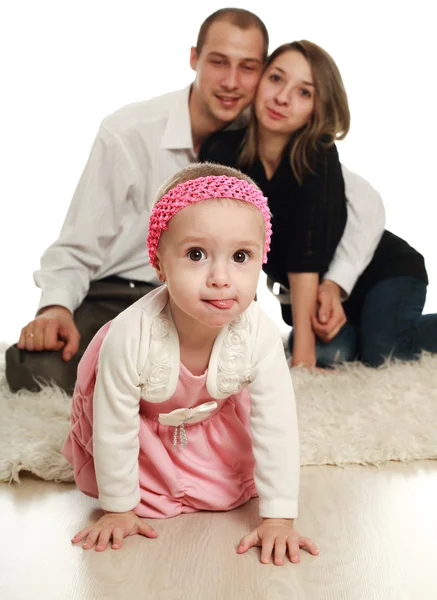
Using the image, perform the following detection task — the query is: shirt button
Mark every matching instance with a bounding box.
[129,282,135,288]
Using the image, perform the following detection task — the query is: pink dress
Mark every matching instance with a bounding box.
[62,322,257,519]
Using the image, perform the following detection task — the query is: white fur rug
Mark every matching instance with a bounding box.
[1,344,437,483]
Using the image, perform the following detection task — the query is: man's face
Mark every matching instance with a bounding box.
[190,21,265,128]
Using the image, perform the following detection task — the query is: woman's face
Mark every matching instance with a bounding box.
[255,50,315,136]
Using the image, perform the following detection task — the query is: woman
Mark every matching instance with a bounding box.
[199,40,436,368]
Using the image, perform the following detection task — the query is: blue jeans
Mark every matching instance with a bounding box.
[289,277,437,368]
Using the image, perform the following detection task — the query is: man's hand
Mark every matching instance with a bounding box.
[312,280,346,342]
[237,518,319,565]
[17,305,80,361]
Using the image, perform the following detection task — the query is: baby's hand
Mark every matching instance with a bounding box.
[72,510,158,552]
[237,518,319,565]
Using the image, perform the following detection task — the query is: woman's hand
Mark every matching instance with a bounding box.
[237,518,319,565]
[287,272,318,369]
[312,280,346,342]
[290,352,317,369]
[72,510,158,551]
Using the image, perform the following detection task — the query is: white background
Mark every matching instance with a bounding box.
[1,0,436,343]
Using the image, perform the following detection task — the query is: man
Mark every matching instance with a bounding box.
[6,8,384,393]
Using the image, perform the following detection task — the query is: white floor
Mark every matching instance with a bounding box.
[1,461,437,599]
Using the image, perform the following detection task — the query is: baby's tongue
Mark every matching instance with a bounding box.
[207,299,234,309]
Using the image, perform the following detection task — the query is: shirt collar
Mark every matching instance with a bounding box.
[160,85,194,151]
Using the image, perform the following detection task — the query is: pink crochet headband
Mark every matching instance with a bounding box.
[147,175,272,266]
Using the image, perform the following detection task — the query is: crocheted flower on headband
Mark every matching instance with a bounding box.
[147,175,272,266]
